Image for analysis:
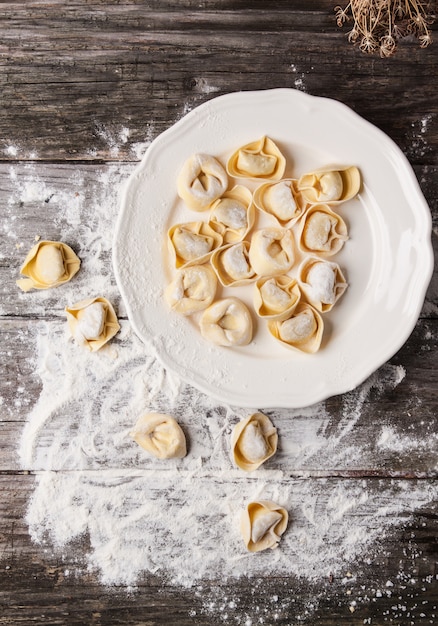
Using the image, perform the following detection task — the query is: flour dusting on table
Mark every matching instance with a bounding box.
[19,321,437,592]
[7,148,436,622]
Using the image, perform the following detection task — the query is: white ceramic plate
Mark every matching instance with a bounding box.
[113,89,433,408]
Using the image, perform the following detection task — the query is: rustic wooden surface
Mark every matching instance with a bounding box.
[0,2,437,625]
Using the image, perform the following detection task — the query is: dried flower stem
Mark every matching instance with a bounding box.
[335,0,434,56]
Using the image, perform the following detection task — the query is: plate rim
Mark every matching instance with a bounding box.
[113,88,434,408]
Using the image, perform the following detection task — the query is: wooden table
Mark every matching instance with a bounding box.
[1,2,437,624]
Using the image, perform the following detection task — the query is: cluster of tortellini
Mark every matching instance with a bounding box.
[166,136,361,353]
[16,240,120,351]
[130,408,288,553]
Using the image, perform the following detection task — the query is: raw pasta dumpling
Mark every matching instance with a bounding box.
[165,264,217,315]
[231,412,278,471]
[254,275,300,320]
[168,222,223,268]
[241,500,288,552]
[199,297,253,347]
[268,303,323,353]
[248,228,295,276]
[65,297,120,352]
[298,257,347,312]
[209,185,254,243]
[177,153,228,211]
[297,165,361,204]
[16,240,81,292]
[227,136,286,180]
[298,204,348,257]
[211,241,256,287]
[130,412,187,459]
[253,179,305,226]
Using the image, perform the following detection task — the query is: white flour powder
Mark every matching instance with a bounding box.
[18,320,437,591]
[4,135,436,623]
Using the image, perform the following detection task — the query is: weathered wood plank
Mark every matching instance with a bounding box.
[0,3,436,162]
[1,317,437,476]
[0,473,436,625]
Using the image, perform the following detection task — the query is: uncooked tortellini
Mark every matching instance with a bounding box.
[209,185,254,244]
[130,412,187,459]
[268,303,323,353]
[231,413,278,472]
[254,275,300,320]
[199,297,253,347]
[248,228,295,276]
[165,264,217,315]
[253,179,305,226]
[166,141,362,355]
[168,222,223,268]
[227,136,286,180]
[177,153,228,211]
[298,205,348,257]
[16,240,81,292]
[298,257,347,313]
[241,500,288,552]
[297,165,361,204]
[211,241,256,287]
[65,297,120,352]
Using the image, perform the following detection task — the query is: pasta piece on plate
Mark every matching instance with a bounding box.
[254,275,301,320]
[298,204,348,257]
[168,222,223,268]
[297,165,361,204]
[253,179,306,226]
[268,302,323,353]
[165,264,217,315]
[227,136,286,180]
[199,297,253,347]
[211,241,256,287]
[298,257,347,312]
[177,153,228,211]
[248,228,295,276]
[209,185,254,243]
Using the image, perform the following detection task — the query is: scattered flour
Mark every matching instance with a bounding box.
[2,127,436,624]
[18,318,437,591]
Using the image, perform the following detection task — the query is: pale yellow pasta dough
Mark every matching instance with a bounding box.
[165,264,217,315]
[211,241,256,287]
[65,297,120,352]
[16,240,81,292]
[177,153,228,211]
[199,297,253,346]
[227,136,286,180]
[241,500,288,552]
[168,222,223,268]
[231,412,278,471]
[248,228,295,276]
[298,205,348,257]
[298,257,347,312]
[297,165,361,204]
[130,412,187,459]
[268,303,324,353]
[253,275,301,320]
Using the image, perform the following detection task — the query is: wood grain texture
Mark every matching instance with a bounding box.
[0,473,437,626]
[0,2,437,162]
[0,2,437,625]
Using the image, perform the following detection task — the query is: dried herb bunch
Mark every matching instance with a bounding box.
[335,1,434,56]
